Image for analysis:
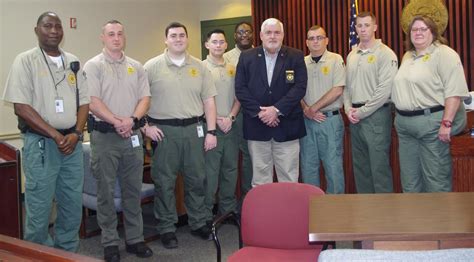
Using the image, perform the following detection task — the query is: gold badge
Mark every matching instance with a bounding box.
[321,66,330,75]
[367,55,376,64]
[127,66,135,75]
[189,68,199,77]
[285,70,295,83]
[422,54,430,62]
[227,68,235,77]
[67,73,76,85]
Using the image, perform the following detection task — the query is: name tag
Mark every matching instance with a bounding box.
[55,97,64,113]
[197,125,204,138]
[131,135,140,148]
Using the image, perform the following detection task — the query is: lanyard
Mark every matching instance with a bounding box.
[40,47,65,94]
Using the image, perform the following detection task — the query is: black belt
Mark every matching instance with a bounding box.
[322,110,340,117]
[92,120,143,133]
[22,126,76,136]
[147,115,205,127]
[396,105,445,117]
[352,103,390,108]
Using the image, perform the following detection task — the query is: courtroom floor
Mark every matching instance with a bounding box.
[77,203,240,262]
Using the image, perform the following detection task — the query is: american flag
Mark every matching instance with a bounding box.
[349,0,359,50]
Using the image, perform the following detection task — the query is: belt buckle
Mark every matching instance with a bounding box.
[423,109,431,116]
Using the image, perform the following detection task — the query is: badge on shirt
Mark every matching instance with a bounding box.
[127,66,135,75]
[197,125,204,138]
[367,55,376,64]
[131,135,140,148]
[189,68,199,77]
[321,66,330,75]
[55,97,64,113]
[422,54,430,62]
[67,73,76,85]
[227,68,235,77]
[285,70,295,83]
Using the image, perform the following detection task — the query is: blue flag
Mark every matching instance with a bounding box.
[349,0,359,50]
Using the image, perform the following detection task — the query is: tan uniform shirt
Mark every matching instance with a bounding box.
[203,56,236,117]
[3,47,89,129]
[84,50,150,120]
[144,50,217,119]
[303,50,346,112]
[223,46,242,67]
[344,39,398,119]
[392,42,469,110]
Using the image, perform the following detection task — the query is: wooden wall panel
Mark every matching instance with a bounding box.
[251,0,473,88]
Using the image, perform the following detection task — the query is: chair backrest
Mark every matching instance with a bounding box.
[241,182,325,249]
[82,143,121,198]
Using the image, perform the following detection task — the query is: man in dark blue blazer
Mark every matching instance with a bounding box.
[235,18,307,186]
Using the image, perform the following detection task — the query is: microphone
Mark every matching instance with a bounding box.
[70,61,80,113]
[70,61,80,74]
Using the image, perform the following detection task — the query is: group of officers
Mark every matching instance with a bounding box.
[2,9,469,262]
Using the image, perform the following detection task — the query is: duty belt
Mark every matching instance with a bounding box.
[147,115,205,127]
[22,126,76,136]
[396,105,444,117]
[322,110,340,117]
[91,119,145,133]
[352,103,390,108]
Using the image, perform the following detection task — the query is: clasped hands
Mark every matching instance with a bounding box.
[113,116,135,138]
[304,106,326,123]
[258,106,280,127]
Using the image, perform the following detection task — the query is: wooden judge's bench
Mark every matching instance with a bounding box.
[331,110,474,194]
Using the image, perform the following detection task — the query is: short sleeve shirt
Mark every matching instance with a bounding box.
[303,50,346,111]
[344,39,398,119]
[203,56,236,117]
[84,50,150,119]
[3,47,89,129]
[392,43,469,110]
[144,50,217,119]
[223,46,242,67]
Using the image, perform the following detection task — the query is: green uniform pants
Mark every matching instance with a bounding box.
[22,132,83,252]
[204,126,239,221]
[90,130,144,247]
[395,108,466,192]
[151,123,209,234]
[300,114,345,194]
[350,105,393,193]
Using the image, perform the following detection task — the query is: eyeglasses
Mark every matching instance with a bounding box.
[411,27,429,33]
[237,30,252,36]
[307,36,327,41]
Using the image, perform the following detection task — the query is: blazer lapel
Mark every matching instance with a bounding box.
[257,47,270,88]
[270,46,286,87]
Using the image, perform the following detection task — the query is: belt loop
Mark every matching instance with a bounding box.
[423,109,431,116]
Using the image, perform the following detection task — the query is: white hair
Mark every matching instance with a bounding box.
[261,18,284,33]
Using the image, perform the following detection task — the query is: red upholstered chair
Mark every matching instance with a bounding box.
[227,182,329,262]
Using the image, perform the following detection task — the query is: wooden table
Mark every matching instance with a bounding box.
[308,192,474,250]
[0,234,101,261]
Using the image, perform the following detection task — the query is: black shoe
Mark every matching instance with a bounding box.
[126,241,153,258]
[161,232,178,249]
[191,224,212,240]
[104,245,120,262]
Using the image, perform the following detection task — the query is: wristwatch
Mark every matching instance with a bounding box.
[74,130,84,141]
[274,107,283,116]
[131,116,139,125]
[229,115,236,122]
[207,130,217,136]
